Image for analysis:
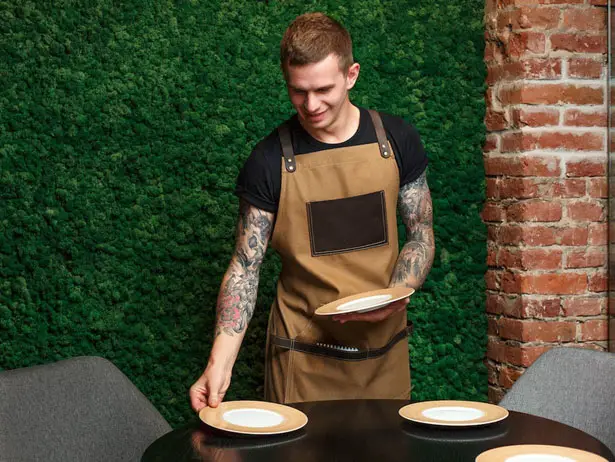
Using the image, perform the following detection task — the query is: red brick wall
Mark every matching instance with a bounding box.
[483,0,609,403]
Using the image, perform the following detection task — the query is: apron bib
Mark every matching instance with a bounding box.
[264,110,411,403]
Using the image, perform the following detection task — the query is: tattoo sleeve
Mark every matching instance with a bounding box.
[215,200,274,338]
[390,169,435,289]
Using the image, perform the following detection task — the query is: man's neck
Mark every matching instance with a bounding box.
[300,101,360,145]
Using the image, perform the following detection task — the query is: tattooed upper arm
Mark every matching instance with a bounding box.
[391,170,435,288]
[234,200,275,270]
[398,170,433,233]
[215,200,275,337]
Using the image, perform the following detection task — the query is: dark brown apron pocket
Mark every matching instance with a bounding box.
[306,191,388,257]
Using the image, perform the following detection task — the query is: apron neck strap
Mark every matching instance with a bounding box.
[278,123,296,173]
[368,110,391,159]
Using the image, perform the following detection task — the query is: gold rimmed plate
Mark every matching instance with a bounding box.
[314,287,415,316]
[399,400,509,427]
[476,445,609,462]
[199,401,308,436]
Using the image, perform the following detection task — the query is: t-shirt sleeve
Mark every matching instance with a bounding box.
[382,113,428,186]
[234,139,279,213]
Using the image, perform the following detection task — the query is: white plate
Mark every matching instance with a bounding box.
[222,408,285,428]
[505,456,575,462]
[399,400,509,427]
[315,287,415,316]
[476,445,609,462]
[199,400,308,435]
[422,406,485,422]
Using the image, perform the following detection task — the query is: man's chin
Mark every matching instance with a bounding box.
[302,115,329,129]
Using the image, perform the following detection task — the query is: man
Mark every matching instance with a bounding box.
[190,12,434,410]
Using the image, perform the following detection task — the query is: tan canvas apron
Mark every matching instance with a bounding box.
[264,110,412,404]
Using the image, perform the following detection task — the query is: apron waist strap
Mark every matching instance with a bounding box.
[271,322,413,362]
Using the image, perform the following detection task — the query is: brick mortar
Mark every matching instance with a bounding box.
[487,312,608,321]
[487,334,605,348]
[486,244,607,250]
[496,80,605,88]
[484,197,607,204]
[487,268,605,273]
[484,150,606,157]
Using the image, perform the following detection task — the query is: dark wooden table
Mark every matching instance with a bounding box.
[141,400,615,462]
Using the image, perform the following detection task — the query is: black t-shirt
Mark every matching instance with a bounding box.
[235,106,428,213]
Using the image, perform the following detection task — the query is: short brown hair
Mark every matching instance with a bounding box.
[280,12,353,77]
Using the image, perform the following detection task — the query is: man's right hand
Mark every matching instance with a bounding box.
[189,362,232,411]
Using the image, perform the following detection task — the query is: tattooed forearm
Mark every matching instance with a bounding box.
[215,201,274,338]
[391,170,435,288]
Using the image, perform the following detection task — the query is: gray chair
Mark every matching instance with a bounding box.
[0,356,172,462]
[500,347,615,454]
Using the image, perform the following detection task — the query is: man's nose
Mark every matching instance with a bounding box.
[304,93,319,113]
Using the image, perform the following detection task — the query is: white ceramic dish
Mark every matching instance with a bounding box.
[199,400,308,436]
[399,400,509,427]
[315,287,414,316]
[476,445,609,462]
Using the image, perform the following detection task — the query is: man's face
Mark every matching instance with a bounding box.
[285,53,359,132]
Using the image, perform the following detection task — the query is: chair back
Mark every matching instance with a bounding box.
[0,356,172,462]
[500,347,615,454]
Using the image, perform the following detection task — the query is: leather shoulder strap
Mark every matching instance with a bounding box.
[278,123,296,173]
[368,109,391,159]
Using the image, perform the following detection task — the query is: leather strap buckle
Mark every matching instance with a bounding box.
[368,109,391,159]
[278,123,296,172]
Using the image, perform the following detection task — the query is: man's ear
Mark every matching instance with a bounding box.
[346,62,360,90]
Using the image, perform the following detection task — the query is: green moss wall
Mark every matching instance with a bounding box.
[0,0,486,426]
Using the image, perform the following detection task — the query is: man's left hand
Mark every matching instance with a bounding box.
[332,297,410,323]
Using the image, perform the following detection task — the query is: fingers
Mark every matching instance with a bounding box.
[189,385,209,412]
[333,297,410,323]
[208,390,226,408]
[208,379,227,408]
[334,307,392,323]
[190,371,231,412]
[388,298,410,312]
[206,371,232,408]
[191,396,208,412]
[189,385,223,411]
